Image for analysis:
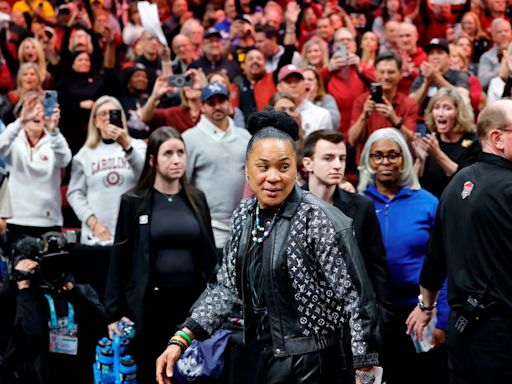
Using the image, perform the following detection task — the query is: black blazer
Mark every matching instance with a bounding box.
[104,186,218,328]
[303,184,393,318]
[332,187,393,318]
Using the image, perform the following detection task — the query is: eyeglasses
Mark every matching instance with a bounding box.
[369,152,402,164]
[96,110,111,118]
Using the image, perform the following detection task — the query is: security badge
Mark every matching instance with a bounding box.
[461,181,474,199]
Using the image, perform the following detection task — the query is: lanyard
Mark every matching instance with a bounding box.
[44,294,75,331]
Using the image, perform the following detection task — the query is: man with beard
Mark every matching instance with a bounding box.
[118,63,151,139]
[183,82,250,250]
[233,48,277,123]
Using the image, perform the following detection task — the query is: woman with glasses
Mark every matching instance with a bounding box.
[358,128,449,384]
[412,88,480,198]
[67,96,146,245]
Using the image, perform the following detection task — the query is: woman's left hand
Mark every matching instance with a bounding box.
[422,133,441,157]
[46,106,60,133]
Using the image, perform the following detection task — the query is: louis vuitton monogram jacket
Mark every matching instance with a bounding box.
[183,186,380,368]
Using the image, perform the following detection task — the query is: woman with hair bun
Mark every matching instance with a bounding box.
[157,111,381,384]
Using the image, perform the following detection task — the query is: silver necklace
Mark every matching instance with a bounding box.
[156,189,179,202]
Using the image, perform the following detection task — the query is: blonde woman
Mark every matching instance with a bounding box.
[413,88,480,197]
[67,96,146,245]
[18,37,52,88]
[300,36,329,70]
[0,93,71,242]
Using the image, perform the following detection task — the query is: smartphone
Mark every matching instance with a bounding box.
[43,91,58,117]
[335,44,347,59]
[417,125,428,137]
[370,83,384,104]
[109,109,122,128]
[168,74,192,88]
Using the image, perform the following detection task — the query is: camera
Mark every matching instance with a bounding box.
[370,82,384,104]
[11,232,71,290]
[168,74,192,88]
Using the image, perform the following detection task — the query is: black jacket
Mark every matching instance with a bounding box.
[104,186,218,329]
[421,153,512,313]
[183,186,380,368]
[0,283,106,384]
[332,187,392,316]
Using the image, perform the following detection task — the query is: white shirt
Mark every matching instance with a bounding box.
[297,100,333,137]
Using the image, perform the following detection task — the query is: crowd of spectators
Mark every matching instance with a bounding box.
[0,0,512,382]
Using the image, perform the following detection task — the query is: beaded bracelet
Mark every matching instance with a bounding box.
[176,330,192,346]
[167,338,187,353]
[171,335,189,348]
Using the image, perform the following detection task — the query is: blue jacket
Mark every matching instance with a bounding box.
[364,184,449,330]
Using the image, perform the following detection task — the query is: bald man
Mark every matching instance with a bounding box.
[397,22,427,93]
[171,34,194,74]
[478,18,512,91]
[408,99,512,384]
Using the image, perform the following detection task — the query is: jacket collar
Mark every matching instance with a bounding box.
[364,183,413,203]
[479,152,512,172]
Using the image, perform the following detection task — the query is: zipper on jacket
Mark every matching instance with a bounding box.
[384,203,389,244]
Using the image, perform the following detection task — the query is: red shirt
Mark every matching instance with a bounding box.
[323,67,369,134]
[350,91,419,162]
[254,73,277,112]
[150,106,200,133]
[398,47,427,94]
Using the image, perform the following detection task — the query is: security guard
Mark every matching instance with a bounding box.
[406,99,512,384]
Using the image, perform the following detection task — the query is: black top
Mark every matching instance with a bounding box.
[245,206,278,345]
[411,70,470,115]
[421,153,512,313]
[150,189,201,290]
[188,56,241,81]
[420,132,481,198]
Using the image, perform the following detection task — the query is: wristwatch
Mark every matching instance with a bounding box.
[418,294,436,311]
[394,117,403,130]
[355,370,375,384]
[122,145,134,155]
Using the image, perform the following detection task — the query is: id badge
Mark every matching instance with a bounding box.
[49,330,78,355]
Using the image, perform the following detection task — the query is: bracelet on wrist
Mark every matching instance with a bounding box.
[167,338,187,353]
[176,330,192,346]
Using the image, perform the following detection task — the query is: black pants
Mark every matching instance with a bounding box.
[447,311,512,384]
[137,286,200,384]
[254,343,346,384]
[383,306,448,384]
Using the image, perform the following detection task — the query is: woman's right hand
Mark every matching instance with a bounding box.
[93,221,112,241]
[107,316,133,339]
[156,344,183,384]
